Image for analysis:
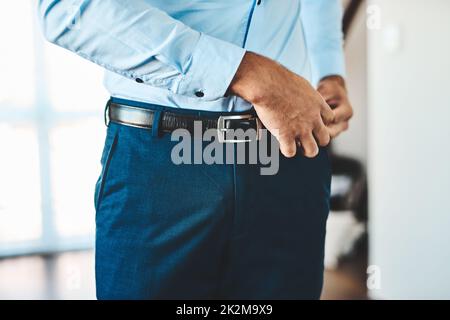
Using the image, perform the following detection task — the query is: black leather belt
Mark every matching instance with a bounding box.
[106,100,262,143]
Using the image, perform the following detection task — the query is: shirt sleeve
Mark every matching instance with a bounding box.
[301,0,346,85]
[37,0,246,101]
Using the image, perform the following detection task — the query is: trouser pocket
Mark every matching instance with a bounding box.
[94,124,119,212]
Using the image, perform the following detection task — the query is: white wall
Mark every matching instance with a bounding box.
[334,0,368,165]
[368,0,450,299]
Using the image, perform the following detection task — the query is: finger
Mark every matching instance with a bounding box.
[299,132,319,158]
[279,135,297,158]
[317,82,334,99]
[333,102,354,123]
[328,121,349,138]
[313,121,331,147]
[320,99,335,125]
[318,88,334,101]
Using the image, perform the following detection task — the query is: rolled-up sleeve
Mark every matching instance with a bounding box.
[37,0,246,101]
[301,0,346,85]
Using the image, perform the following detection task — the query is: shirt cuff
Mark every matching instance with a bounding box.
[311,51,346,85]
[177,33,246,101]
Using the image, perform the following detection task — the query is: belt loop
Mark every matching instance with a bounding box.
[151,109,163,137]
[104,98,111,127]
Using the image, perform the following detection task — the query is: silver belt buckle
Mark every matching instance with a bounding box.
[217,115,262,143]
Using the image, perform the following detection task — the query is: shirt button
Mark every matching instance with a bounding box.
[195,91,205,98]
[257,0,262,5]
[135,78,144,84]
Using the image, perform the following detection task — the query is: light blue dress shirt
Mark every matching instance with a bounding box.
[38,0,345,112]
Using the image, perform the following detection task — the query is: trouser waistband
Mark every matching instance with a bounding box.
[106,97,262,142]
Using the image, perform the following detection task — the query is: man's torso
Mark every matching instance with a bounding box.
[105,0,311,112]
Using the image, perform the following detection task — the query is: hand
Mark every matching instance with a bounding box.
[317,75,353,138]
[229,52,334,158]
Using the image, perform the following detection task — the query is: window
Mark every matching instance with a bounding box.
[0,1,108,256]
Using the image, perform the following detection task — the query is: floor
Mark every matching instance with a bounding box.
[0,251,96,300]
[0,247,367,300]
[321,249,368,300]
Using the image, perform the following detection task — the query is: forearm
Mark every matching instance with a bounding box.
[301,0,346,85]
[38,0,245,100]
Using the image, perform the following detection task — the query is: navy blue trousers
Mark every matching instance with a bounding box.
[94,98,331,300]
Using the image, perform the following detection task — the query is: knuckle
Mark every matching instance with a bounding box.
[343,122,350,131]
[347,107,354,119]
[325,109,334,118]
[327,112,336,120]
[279,131,294,141]
[299,128,311,138]
[313,116,324,126]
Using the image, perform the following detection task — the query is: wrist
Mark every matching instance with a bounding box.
[228,52,273,105]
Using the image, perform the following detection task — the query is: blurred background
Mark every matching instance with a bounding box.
[0,0,449,300]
